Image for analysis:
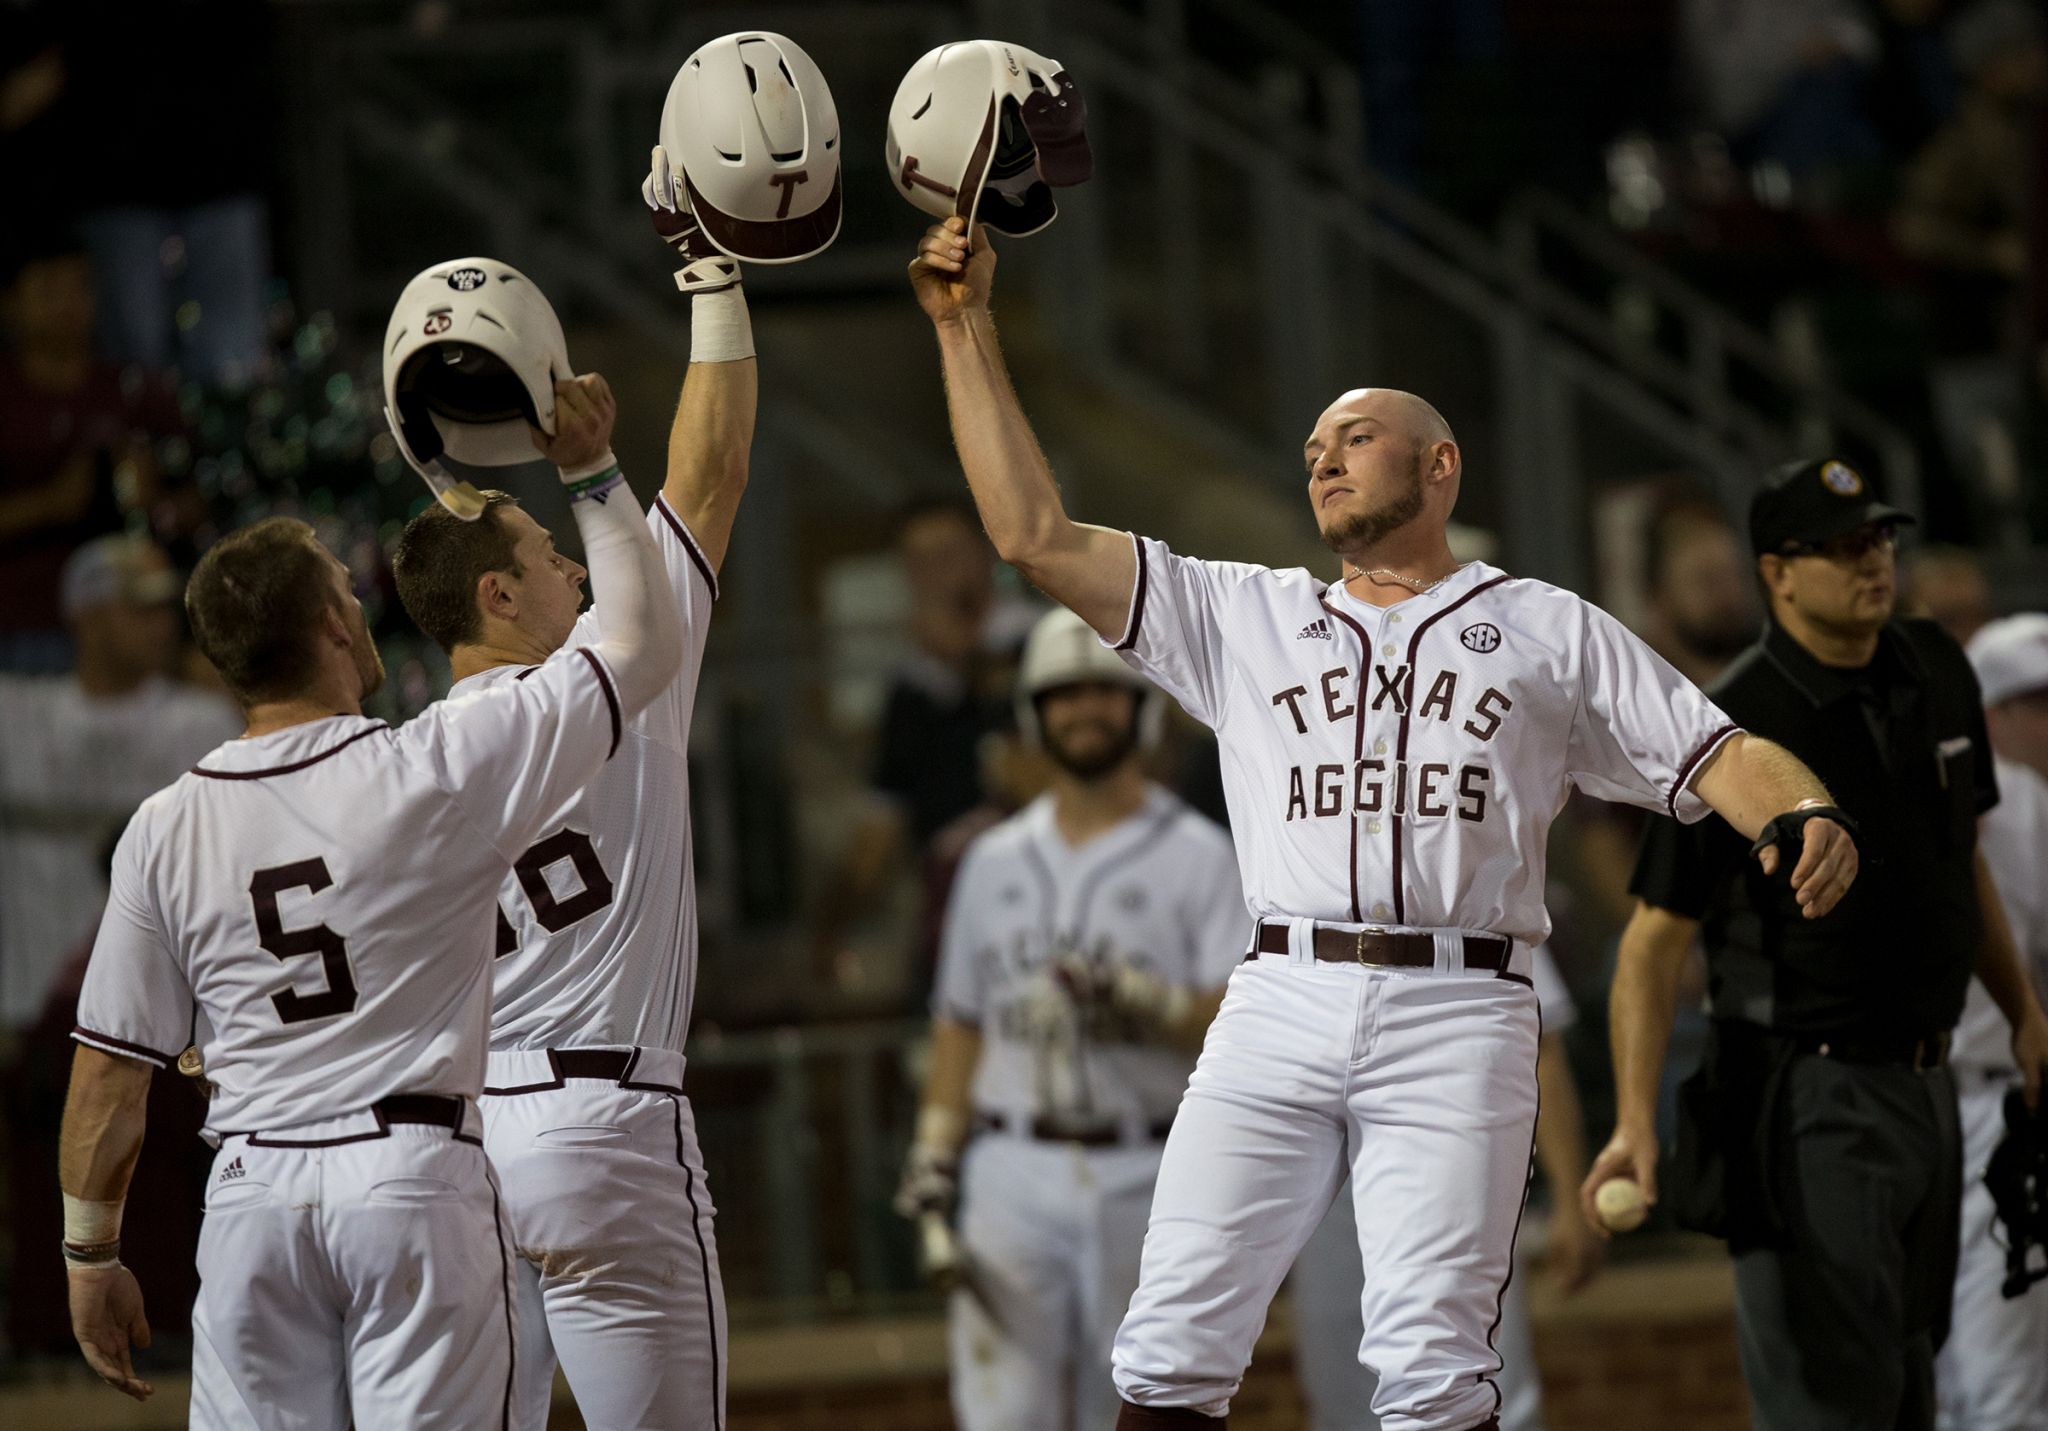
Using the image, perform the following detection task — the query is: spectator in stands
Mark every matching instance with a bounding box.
[1682,0,1885,182]
[60,0,277,387]
[1642,492,1760,687]
[812,499,1038,999]
[0,235,181,672]
[0,534,238,1036]
[1895,0,2047,353]
[1907,544,1997,645]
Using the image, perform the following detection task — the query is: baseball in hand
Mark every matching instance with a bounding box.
[1594,1177,1648,1233]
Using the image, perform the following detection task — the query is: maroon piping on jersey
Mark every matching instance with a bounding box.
[1392,575,1513,925]
[189,723,389,780]
[653,496,720,602]
[1316,594,1374,923]
[1113,534,1150,652]
[71,1025,177,1068]
[1668,723,1740,819]
[577,648,622,759]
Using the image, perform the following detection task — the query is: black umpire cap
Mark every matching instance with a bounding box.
[1747,458,1916,557]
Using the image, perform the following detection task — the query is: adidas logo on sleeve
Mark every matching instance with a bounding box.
[1296,618,1332,641]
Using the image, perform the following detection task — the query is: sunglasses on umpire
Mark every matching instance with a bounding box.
[1778,524,1902,563]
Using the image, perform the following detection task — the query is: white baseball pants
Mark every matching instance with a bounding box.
[950,1132,1165,1431]
[482,1054,726,1431]
[1936,1070,2048,1431]
[1112,950,1540,1431]
[1290,1182,1544,1431]
[188,1108,516,1430]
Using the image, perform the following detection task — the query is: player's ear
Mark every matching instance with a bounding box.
[475,570,515,624]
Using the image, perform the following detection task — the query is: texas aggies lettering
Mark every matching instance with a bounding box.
[1271,662,1510,826]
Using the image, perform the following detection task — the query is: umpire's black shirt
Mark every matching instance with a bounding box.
[1632,616,1997,1039]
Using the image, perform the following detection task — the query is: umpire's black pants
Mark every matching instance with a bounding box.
[1733,1052,1961,1431]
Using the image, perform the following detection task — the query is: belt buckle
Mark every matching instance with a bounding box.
[1354,926,1386,966]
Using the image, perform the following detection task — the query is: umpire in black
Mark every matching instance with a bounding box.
[1585,459,2048,1430]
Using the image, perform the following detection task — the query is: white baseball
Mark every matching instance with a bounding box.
[1594,1177,1648,1233]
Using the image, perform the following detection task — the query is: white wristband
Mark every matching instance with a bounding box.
[691,285,754,364]
[557,448,620,483]
[63,1194,123,1246]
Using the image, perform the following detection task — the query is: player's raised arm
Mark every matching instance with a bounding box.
[59,1046,156,1401]
[911,217,1134,639]
[531,375,684,715]
[645,146,755,574]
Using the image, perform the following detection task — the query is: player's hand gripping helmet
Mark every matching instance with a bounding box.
[886,40,1091,237]
[657,31,842,264]
[382,257,570,520]
[1015,606,1164,749]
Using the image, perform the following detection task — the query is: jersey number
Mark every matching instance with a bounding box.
[495,830,615,958]
[250,859,359,1024]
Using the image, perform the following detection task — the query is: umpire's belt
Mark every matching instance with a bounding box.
[483,1045,687,1096]
[217,1093,481,1148]
[1248,920,1513,974]
[974,1111,1174,1148]
[1795,1029,1951,1072]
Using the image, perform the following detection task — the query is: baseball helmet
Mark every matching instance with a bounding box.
[885,40,1091,238]
[657,32,842,264]
[383,257,570,520]
[1015,606,1162,748]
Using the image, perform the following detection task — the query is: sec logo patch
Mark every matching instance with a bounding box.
[1461,623,1502,653]
[1821,461,1863,496]
[446,267,488,292]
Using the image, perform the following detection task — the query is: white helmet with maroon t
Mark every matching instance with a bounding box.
[885,40,1091,238]
[656,31,842,264]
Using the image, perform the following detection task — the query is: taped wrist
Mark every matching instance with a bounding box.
[63,1194,123,1263]
[690,284,754,364]
[913,1103,966,1163]
[559,450,624,505]
[1749,804,1859,860]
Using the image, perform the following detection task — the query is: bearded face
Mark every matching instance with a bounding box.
[1317,444,1428,559]
[1037,682,1142,780]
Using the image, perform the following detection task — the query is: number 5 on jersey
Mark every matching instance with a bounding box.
[494,829,616,958]
[250,859,359,1024]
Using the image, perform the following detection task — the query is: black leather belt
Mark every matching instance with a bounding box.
[1796,1030,1951,1072]
[1247,920,1511,973]
[375,1093,467,1128]
[974,1112,1174,1147]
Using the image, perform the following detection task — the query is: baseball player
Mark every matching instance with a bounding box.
[1939,614,2048,1431]
[899,605,1247,1431]
[907,216,1858,1431]
[58,373,684,1425]
[384,140,780,1430]
[1289,943,1599,1431]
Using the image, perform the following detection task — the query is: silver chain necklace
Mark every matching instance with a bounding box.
[1345,566,1454,593]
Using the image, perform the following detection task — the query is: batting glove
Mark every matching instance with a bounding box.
[1103,964,1192,1040]
[894,1142,960,1222]
[644,146,740,294]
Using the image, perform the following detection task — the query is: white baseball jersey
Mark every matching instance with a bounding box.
[932,785,1247,1128]
[0,673,238,1026]
[1950,754,2048,1072]
[458,496,717,1055]
[1109,538,1739,944]
[72,643,626,1135]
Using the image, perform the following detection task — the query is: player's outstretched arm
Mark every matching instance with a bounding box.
[911,218,1135,640]
[647,146,755,574]
[58,1045,156,1401]
[532,374,684,715]
[1688,731,1858,919]
[1581,901,1698,1238]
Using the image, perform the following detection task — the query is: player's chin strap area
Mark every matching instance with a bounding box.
[1245,918,1527,982]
